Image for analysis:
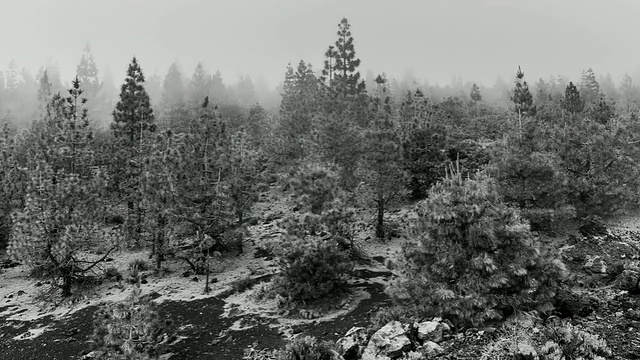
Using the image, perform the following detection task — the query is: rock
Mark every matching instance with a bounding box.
[362,321,412,359]
[584,255,607,274]
[336,327,368,360]
[554,288,597,318]
[624,308,640,321]
[191,276,199,282]
[80,351,99,359]
[420,341,444,357]
[415,321,443,343]
[616,269,640,292]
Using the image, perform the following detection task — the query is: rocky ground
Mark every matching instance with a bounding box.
[1,189,640,359]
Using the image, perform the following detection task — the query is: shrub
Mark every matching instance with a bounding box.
[128,259,149,284]
[270,235,353,305]
[129,258,149,272]
[91,287,172,359]
[388,170,566,327]
[243,336,340,360]
[277,336,340,360]
[481,319,611,360]
[104,266,123,282]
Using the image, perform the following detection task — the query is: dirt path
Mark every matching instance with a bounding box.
[0,269,393,360]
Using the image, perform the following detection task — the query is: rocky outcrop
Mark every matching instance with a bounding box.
[583,255,607,274]
[617,269,640,293]
[419,340,444,357]
[340,318,452,360]
[415,321,443,343]
[337,327,369,360]
[362,321,412,359]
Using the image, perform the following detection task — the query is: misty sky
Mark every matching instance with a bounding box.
[2,0,640,89]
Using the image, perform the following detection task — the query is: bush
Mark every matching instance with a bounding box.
[91,287,172,359]
[243,336,340,360]
[481,319,611,360]
[128,259,149,284]
[270,235,353,305]
[104,266,123,282]
[388,170,566,327]
[278,336,340,360]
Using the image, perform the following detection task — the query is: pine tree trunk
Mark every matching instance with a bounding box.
[61,266,72,297]
[376,196,385,240]
[155,213,166,269]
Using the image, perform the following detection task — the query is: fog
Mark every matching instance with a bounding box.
[1,0,640,93]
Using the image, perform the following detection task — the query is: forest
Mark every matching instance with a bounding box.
[1,16,640,360]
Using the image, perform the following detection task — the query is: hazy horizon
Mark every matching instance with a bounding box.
[2,0,640,89]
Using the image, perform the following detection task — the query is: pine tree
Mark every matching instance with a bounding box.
[111,57,156,245]
[511,66,536,118]
[278,61,322,161]
[143,130,179,269]
[588,95,615,125]
[534,78,552,104]
[490,117,575,232]
[227,130,260,227]
[599,73,618,100]
[470,83,482,103]
[235,75,257,107]
[76,43,101,98]
[389,170,566,327]
[112,57,156,145]
[619,73,637,115]
[321,45,337,87]
[209,70,227,104]
[5,60,19,91]
[0,123,19,250]
[358,80,406,239]
[323,18,365,98]
[9,78,111,297]
[280,63,296,114]
[580,68,600,104]
[187,62,210,108]
[561,82,585,114]
[170,102,232,243]
[36,69,52,117]
[398,89,448,200]
[161,62,185,108]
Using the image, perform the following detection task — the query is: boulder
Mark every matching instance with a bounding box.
[420,341,444,357]
[617,269,640,292]
[583,255,607,274]
[336,327,368,360]
[415,321,443,343]
[363,321,412,359]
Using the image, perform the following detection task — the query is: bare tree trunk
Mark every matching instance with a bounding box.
[155,213,166,269]
[376,195,385,240]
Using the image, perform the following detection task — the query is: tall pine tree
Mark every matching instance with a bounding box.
[162,62,185,109]
[110,57,156,245]
[323,18,365,98]
[77,43,101,98]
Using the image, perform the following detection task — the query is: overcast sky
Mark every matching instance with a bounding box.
[1,0,640,89]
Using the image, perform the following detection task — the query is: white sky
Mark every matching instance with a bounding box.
[1,0,640,88]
